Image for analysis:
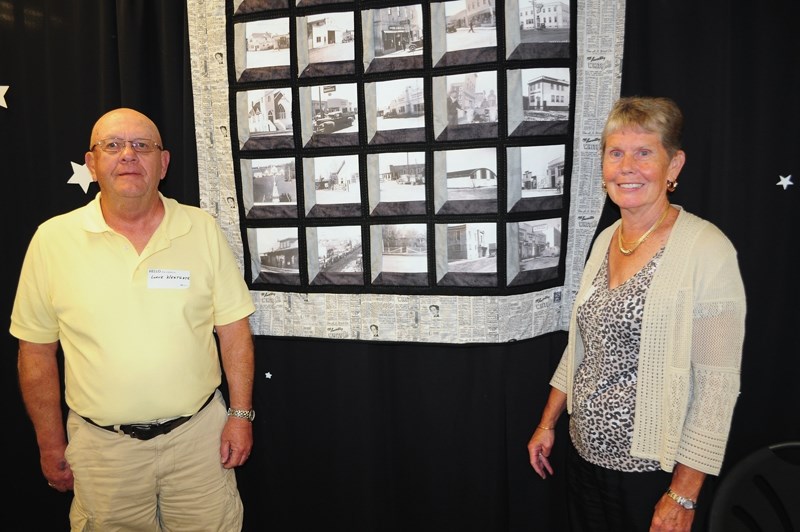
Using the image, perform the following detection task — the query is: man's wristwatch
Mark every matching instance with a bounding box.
[227,408,256,422]
[666,488,697,510]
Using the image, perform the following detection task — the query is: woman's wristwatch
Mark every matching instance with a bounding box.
[666,488,697,510]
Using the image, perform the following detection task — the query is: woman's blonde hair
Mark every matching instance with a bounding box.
[600,96,684,158]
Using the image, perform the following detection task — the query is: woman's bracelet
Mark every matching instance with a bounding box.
[537,424,555,431]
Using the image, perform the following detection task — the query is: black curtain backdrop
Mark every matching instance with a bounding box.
[2,1,797,531]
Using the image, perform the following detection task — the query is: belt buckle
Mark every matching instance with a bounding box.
[122,423,162,441]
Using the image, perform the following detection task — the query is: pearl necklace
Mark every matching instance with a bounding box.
[618,204,671,256]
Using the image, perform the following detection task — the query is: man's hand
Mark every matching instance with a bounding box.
[220,417,253,468]
[42,448,74,492]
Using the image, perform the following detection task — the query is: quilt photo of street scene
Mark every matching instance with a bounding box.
[431,0,497,67]
[234,17,291,82]
[302,154,361,217]
[307,225,364,285]
[506,144,565,213]
[367,151,426,216]
[366,77,426,144]
[506,217,562,286]
[300,83,359,147]
[362,4,424,73]
[296,11,355,77]
[241,157,298,219]
[370,223,429,286]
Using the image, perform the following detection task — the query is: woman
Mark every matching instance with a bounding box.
[527,96,746,531]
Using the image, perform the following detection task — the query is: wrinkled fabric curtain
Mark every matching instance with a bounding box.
[1,0,197,232]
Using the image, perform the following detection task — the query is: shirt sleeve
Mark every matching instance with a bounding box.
[210,220,256,326]
[676,227,747,474]
[10,228,61,344]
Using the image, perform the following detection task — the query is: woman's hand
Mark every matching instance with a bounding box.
[527,425,556,479]
[650,493,695,531]
[649,463,705,531]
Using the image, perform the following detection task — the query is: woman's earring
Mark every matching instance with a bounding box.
[666,179,678,192]
[602,180,607,192]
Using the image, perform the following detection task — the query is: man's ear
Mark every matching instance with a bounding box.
[85,151,98,181]
[160,149,171,180]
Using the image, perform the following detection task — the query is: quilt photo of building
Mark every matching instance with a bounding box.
[518,220,560,270]
[261,233,300,272]
[369,5,423,56]
[248,89,293,135]
[520,1,570,30]
[526,74,569,112]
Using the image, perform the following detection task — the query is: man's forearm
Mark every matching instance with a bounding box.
[216,318,255,409]
[18,340,67,451]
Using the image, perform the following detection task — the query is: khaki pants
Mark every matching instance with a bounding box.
[65,391,243,531]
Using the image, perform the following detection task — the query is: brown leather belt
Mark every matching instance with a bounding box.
[81,392,215,441]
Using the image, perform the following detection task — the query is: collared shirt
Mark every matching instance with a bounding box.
[11,193,255,426]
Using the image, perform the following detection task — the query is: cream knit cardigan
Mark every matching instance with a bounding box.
[551,207,746,475]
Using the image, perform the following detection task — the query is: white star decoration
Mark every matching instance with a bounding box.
[265,372,272,379]
[67,161,94,193]
[0,86,8,108]
[776,175,793,190]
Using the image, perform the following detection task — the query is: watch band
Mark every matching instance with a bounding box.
[227,408,256,422]
[666,488,697,510]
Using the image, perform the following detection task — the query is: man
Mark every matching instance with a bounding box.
[10,108,256,531]
[447,87,462,126]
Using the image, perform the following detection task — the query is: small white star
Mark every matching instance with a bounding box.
[264,372,272,379]
[776,175,793,190]
[67,161,94,193]
[0,86,8,108]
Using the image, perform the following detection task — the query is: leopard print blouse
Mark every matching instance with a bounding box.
[569,249,664,472]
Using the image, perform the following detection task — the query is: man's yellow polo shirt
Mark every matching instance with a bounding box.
[10,193,255,426]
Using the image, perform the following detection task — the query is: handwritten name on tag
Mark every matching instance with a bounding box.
[148,269,190,289]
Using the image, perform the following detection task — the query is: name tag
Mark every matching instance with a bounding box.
[148,269,190,289]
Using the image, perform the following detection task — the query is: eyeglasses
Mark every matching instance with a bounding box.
[91,138,164,154]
